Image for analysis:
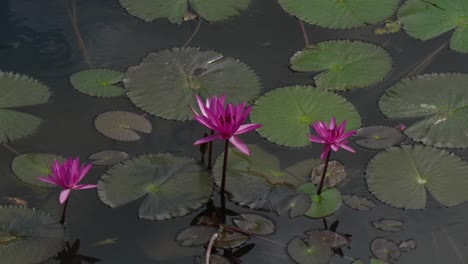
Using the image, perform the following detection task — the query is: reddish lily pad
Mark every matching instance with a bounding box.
[176,226,217,246]
[371,238,401,262]
[232,214,276,235]
[305,230,350,249]
[311,161,347,188]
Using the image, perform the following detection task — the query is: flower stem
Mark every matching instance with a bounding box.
[207,130,214,170]
[298,20,310,47]
[223,225,286,248]
[60,198,70,225]
[67,0,92,67]
[183,18,202,48]
[322,217,328,229]
[317,151,331,195]
[2,143,21,156]
[220,140,229,195]
[205,232,219,264]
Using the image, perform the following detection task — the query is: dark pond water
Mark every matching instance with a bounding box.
[1,0,468,263]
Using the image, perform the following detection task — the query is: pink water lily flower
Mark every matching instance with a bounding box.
[191,95,262,155]
[38,157,97,204]
[308,117,356,160]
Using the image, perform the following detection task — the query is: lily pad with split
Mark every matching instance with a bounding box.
[94,111,152,141]
[277,0,399,29]
[214,228,249,249]
[119,0,251,23]
[124,47,261,120]
[311,160,346,188]
[12,153,66,188]
[355,126,406,150]
[366,145,468,209]
[371,238,401,262]
[342,195,376,211]
[233,214,276,235]
[250,86,361,147]
[70,69,125,97]
[88,150,129,166]
[379,73,468,148]
[0,71,51,143]
[287,236,333,264]
[372,219,403,232]
[290,41,392,91]
[299,183,342,219]
[98,153,212,220]
[305,230,349,249]
[176,226,217,246]
[399,239,417,252]
[0,206,65,264]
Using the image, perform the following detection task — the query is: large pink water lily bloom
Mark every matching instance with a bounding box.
[38,157,97,204]
[191,95,262,155]
[308,117,356,160]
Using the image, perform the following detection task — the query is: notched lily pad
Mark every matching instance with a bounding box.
[372,219,403,232]
[12,153,66,188]
[287,237,333,264]
[355,126,406,150]
[70,69,125,97]
[94,111,152,141]
[342,195,376,211]
[305,230,350,249]
[371,238,401,262]
[88,150,129,166]
[233,214,276,235]
[176,226,217,246]
[311,160,346,188]
[299,183,342,219]
[399,239,417,252]
[98,153,212,220]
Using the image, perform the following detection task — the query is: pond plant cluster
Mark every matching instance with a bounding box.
[1,0,468,263]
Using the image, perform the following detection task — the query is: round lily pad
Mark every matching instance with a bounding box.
[214,229,249,249]
[0,71,50,143]
[311,160,346,188]
[371,238,401,261]
[379,73,468,148]
[70,69,125,97]
[277,0,399,29]
[124,47,261,120]
[12,153,66,188]
[287,237,333,264]
[305,230,349,249]
[399,0,468,53]
[94,111,152,141]
[355,126,406,150]
[250,86,361,147]
[366,145,468,209]
[98,153,213,220]
[298,183,343,219]
[88,150,129,166]
[176,226,217,246]
[0,206,65,264]
[290,41,392,91]
[372,219,403,232]
[119,0,251,23]
[233,214,276,235]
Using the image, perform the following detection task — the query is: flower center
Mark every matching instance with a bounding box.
[147,183,160,193]
[457,16,468,26]
[300,114,312,125]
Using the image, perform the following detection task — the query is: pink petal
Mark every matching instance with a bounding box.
[194,115,214,130]
[73,184,98,190]
[38,176,58,185]
[320,145,331,160]
[338,120,347,135]
[196,95,208,116]
[308,134,326,143]
[331,144,340,152]
[229,136,250,155]
[194,134,221,145]
[235,124,262,135]
[59,189,71,204]
[329,117,337,130]
[339,130,356,141]
[338,142,356,153]
[76,163,92,183]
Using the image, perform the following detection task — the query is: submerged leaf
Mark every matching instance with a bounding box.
[287,237,333,264]
[354,126,406,150]
[372,219,403,232]
[233,214,276,235]
[214,229,249,249]
[342,195,376,211]
[195,254,230,264]
[311,161,347,188]
[305,230,350,249]
[399,239,417,252]
[371,238,401,261]
[94,111,152,141]
[70,69,125,97]
[88,150,129,166]
[12,153,66,188]
[176,226,217,246]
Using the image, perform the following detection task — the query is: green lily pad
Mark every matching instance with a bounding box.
[290,41,392,91]
[251,85,361,147]
[176,226,217,246]
[233,214,276,235]
[287,237,333,264]
[119,0,250,23]
[0,206,65,264]
[12,153,66,188]
[70,69,125,97]
[124,47,261,120]
[366,145,468,209]
[212,145,311,210]
[277,0,399,29]
[399,0,468,53]
[355,126,406,150]
[0,72,50,143]
[94,111,152,141]
[88,150,130,166]
[379,73,468,148]
[299,183,343,219]
[98,153,212,220]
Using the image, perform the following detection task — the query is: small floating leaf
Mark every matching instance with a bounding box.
[311,161,346,188]
[250,86,361,147]
[92,238,118,247]
[12,153,66,188]
[366,145,468,209]
[94,111,152,141]
[125,47,261,120]
[355,126,406,150]
[305,230,349,249]
[233,214,276,235]
[287,237,333,264]
[290,41,392,91]
[342,195,376,211]
[399,239,417,252]
[372,219,403,232]
[176,226,217,246]
[299,183,342,219]
[0,206,65,263]
[379,73,468,148]
[88,150,129,166]
[70,69,125,97]
[371,238,401,261]
[214,229,249,249]
[277,0,399,29]
[98,154,212,220]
